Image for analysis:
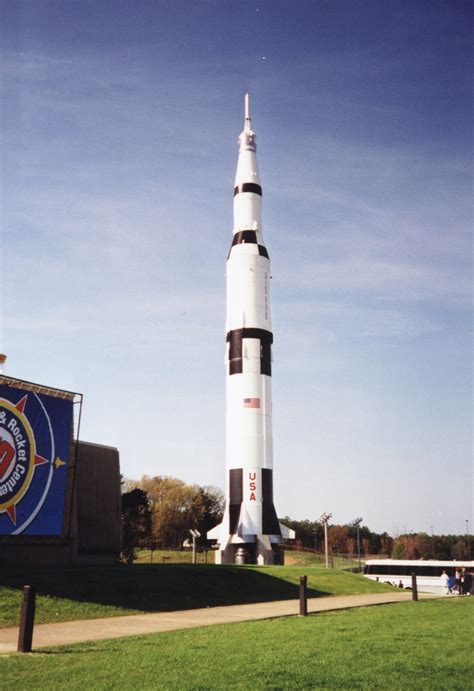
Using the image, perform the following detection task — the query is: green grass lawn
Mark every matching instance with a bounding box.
[283,550,326,566]
[2,598,472,689]
[135,547,357,569]
[0,563,391,628]
[134,548,211,564]
[134,548,329,566]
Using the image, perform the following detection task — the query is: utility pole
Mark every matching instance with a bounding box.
[316,513,332,568]
[349,517,363,572]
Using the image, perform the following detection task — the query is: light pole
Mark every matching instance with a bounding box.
[349,517,363,572]
[316,513,332,569]
[430,525,435,559]
[189,529,201,564]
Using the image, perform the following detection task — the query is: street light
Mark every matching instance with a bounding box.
[466,520,471,560]
[316,513,332,569]
[349,517,363,572]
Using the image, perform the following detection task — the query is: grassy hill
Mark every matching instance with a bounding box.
[1,562,391,628]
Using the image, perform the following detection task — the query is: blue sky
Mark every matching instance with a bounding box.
[1,0,472,535]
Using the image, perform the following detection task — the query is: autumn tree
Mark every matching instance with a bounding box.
[391,533,434,559]
[328,525,350,553]
[139,476,193,549]
[379,532,394,556]
[138,476,224,549]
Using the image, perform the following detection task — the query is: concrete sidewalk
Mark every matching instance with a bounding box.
[0,591,437,654]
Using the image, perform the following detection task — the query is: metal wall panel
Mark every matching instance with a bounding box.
[75,441,122,555]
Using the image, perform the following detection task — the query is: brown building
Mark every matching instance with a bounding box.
[0,439,122,567]
[75,440,123,564]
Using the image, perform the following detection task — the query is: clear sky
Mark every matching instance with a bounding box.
[1,0,472,535]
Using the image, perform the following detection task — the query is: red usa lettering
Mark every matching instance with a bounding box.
[249,472,257,500]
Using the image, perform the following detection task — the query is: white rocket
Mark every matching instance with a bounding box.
[208,95,295,565]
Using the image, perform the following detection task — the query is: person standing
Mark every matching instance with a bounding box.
[455,567,462,595]
[462,569,472,596]
[440,570,449,595]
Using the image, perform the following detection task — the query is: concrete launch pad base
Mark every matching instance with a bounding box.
[213,540,284,565]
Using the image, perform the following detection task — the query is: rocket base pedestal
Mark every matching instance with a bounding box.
[213,539,284,566]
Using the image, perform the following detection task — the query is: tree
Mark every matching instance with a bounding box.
[139,476,195,549]
[328,525,350,553]
[391,534,423,559]
[391,541,405,559]
[452,539,469,560]
[121,488,152,563]
[279,518,322,549]
[379,532,394,557]
[192,485,225,540]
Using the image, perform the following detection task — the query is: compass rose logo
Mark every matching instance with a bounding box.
[0,384,72,536]
[0,395,50,527]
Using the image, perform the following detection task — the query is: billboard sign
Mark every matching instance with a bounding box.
[0,384,73,535]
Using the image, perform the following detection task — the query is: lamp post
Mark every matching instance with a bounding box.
[349,517,363,572]
[316,513,332,569]
[189,529,201,564]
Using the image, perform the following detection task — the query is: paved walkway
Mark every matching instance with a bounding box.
[0,591,438,654]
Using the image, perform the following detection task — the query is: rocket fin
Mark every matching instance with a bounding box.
[279,522,296,540]
[207,521,224,540]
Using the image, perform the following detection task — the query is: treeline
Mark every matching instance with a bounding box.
[391,533,472,560]
[280,517,393,556]
[121,476,472,562]
[280,517,473,560]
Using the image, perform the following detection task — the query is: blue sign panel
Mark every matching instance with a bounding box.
[0,384,73,535]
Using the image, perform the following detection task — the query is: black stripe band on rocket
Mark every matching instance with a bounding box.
[227,328,273,376]
[262,469,281,535]
[227,230,269,260]
[232,230,257,245]
[233,183,262,197]
[229,468,243,534]
[228,467,281,536]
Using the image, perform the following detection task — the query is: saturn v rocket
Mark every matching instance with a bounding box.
[208,95,295,565]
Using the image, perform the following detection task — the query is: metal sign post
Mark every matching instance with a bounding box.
[17,585,36,653]
[299,575,308,616]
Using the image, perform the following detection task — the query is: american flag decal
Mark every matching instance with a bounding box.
[244,397,260,408]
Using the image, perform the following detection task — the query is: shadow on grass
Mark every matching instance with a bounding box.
[1,564,327,614]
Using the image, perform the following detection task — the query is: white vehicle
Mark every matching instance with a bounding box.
[364,559,474,594]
